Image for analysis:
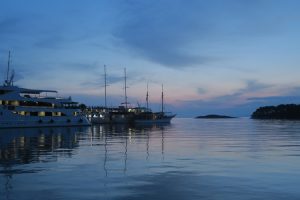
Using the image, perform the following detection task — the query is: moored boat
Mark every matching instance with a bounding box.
[87,67,175,125]
[133,108,175,124]
[133,84,175,124]
[0,52,90,128]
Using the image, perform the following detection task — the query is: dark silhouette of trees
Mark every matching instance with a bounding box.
[196,114,235,119]
[251,104,300,119]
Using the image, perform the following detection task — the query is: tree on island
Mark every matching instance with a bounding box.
[251,104,300,119]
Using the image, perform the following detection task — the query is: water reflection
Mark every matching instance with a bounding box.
[88,124,169,178]
[0,123,170,175]
[0,127,87,166]
[0,126,89,200]
[1,119,300,200]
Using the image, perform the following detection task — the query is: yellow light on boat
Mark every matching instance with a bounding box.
[39,111,45,117]
[11,101,19,106]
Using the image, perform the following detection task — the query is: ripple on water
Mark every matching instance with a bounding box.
[1,119,300,199]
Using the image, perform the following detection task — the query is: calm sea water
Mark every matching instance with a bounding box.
[1,118,300,200]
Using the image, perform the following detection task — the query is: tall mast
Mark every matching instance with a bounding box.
[104,65,107,108]
[6,51,11,85]
[124,68,128,109]
[146,82,149,109]
[161,84,164,113]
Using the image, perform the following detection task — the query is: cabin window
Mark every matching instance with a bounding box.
[0,90,12,95]
[10,111,29,116]
[18,111,25,116]
[11,101,19,106]
[53,112,61,116]
[38,112,45,117]
[45,112,52,116]
[5,101,11,105]
[30,112,38,116]
[37,102,52,107]
[19,101,36,107]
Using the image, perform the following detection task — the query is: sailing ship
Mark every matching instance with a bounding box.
[88,67,134,124]
[88,67,175,124]
[0,52,90,128]
[133,84,176,124]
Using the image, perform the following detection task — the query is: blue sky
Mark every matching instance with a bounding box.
[1,0,300,117]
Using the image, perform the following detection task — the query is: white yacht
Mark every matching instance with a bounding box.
[0,53,90,128]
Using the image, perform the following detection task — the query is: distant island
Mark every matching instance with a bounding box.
[251,104,300,119]
[196,114,236,119]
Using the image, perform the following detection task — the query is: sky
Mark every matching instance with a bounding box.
[1,0,300,117]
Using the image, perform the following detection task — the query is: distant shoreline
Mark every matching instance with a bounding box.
[195,114,236,119]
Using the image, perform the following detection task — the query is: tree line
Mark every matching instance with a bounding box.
[251,104,300,119]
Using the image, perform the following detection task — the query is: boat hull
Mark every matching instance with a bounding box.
[88,111,134,124]
[134,114,176,124]
[0,116,90,128]
[134,119,172,124]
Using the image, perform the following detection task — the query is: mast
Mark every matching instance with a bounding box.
[146,82,149,109]
[104,65,107,108]
[6,51,11,86]
[161,84,164,113]
[124,68,128,109]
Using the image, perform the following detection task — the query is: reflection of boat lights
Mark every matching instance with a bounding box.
[20,136,25,147]
[38,134,45,146]
[57,135,62,143]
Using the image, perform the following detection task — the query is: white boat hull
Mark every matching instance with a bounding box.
[0,111,90,128]
[0,117,90,128]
